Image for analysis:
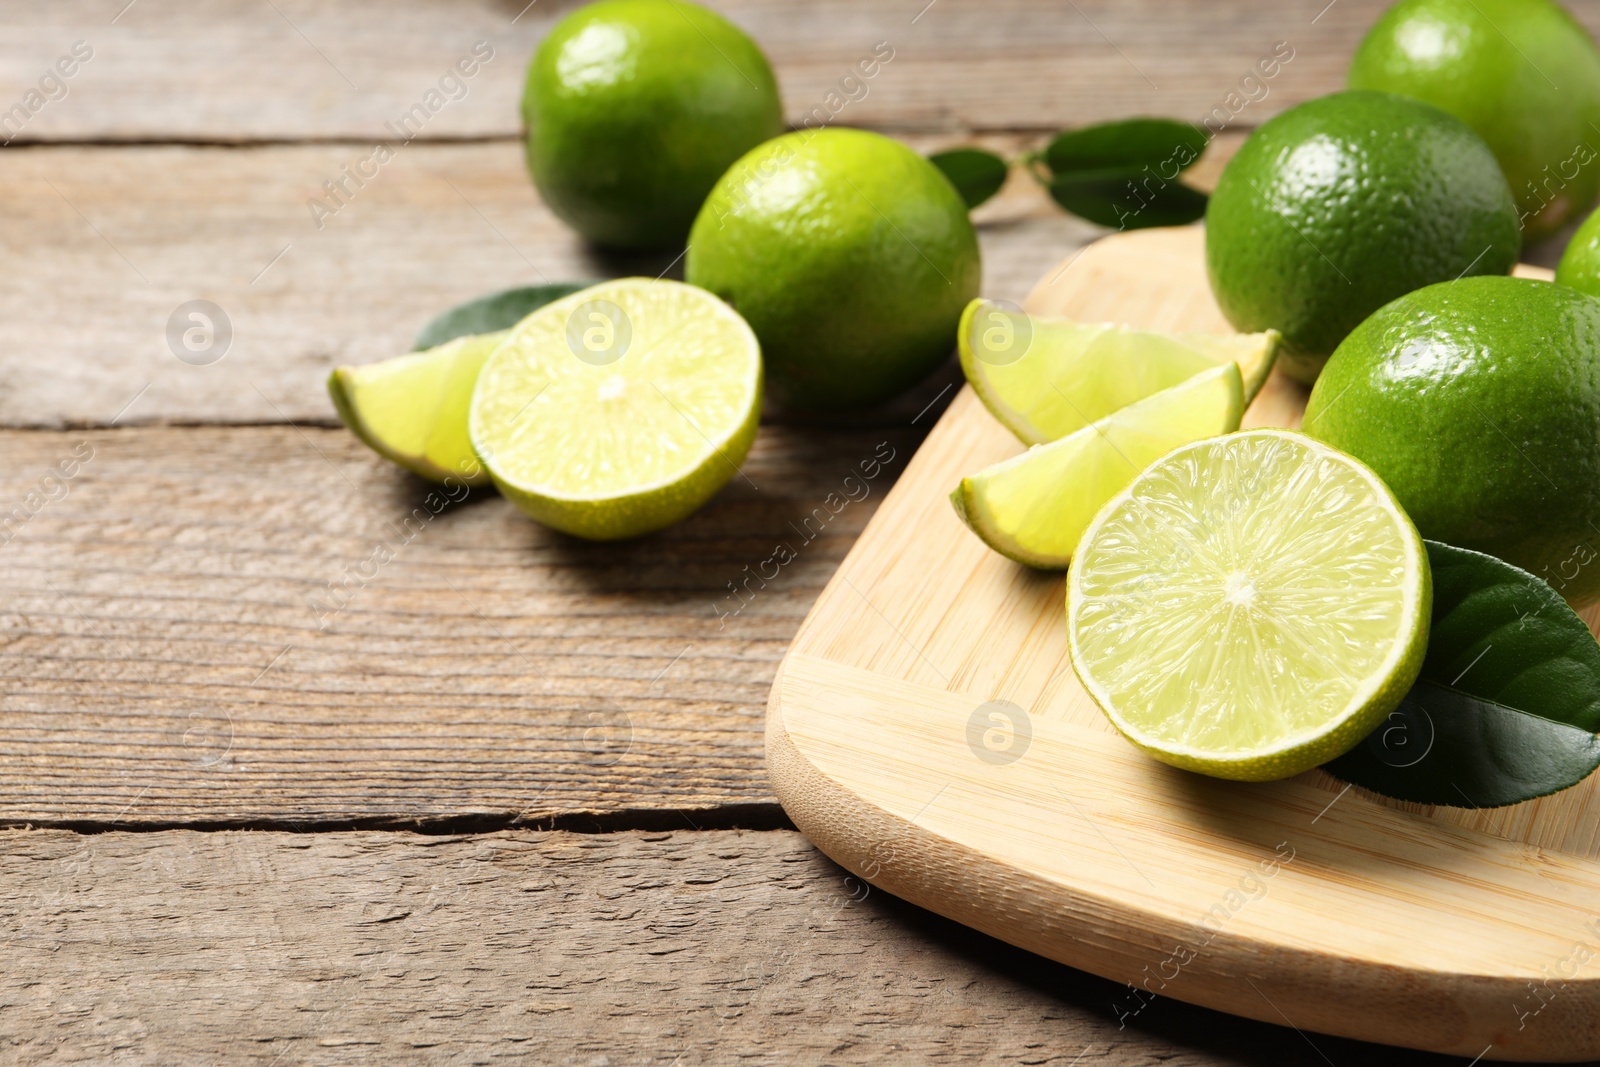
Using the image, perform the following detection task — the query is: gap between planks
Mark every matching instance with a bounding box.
[13,801,796,837]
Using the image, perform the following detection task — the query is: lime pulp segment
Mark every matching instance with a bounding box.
[468,278,762,540]
[953,362,1244,569]
[329,330,506,486]
[1067,430,1430,781]
[958,298,1279,445]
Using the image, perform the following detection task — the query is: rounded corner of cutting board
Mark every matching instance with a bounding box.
[762,227,1600,1061]
[768,649,1600,1061]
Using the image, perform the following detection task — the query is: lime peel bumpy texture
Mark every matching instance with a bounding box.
[1305,275,1600,607]
[1349,0,1600,240]
[686,128,980,410]
[1205,90,1519,385]
[521,0,784,249]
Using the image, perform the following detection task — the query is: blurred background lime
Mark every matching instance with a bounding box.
[1557,204,1600,296]
[1349,0,1600,241]
[1304,276,1600,606]
[686,128,981,410]
[1205,90,1519,384]
[521,0,783,250]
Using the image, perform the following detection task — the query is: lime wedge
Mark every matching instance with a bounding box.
[953,362,1244,568]
[469,278,762,541]
[1068,429,1431,781]
[329,331,505,486]
[959,298,1279,444]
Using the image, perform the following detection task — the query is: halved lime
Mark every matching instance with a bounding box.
[329,331,505,486]
[952,362,1244,568]
[958,298,1279,444]
[469,278,762,540]
[1068,429,1431,781]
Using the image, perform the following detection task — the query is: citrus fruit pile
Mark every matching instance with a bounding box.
[940,0,1600,793]
[329,0,981,540]
[523,1,977,413]
[946,301,1432,782]
[333,279,760,541]
[1075,0,1600,791]
[321,0,1600,798]
[947,0,1600,789]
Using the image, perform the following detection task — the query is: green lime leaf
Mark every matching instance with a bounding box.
[1325,541,1600,808]
[1043,118,1208,178]
[928,148,1009,210]
[414,283,592,350]
[1047,177,1207,230]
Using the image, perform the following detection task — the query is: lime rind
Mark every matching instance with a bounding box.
[954,362,1245,569]
[1171,328,1278,401]
[468,278,763,541]
[329,331,506,486]
[1067,429,1431,781]
[957,298,1279,445]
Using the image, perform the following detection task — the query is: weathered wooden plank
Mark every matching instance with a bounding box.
[4,103,1584,432]
[0,423,931,827]
[0,132,1112,430]
[0,827,1478,1065]
[0,0,1400,142]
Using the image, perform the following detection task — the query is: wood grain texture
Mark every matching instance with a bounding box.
[0,132,1119,430]
[0,0,1405,142]
[767,227,1600,1061]
[0,826,1511,1066]
[0,421,935,827]
[10,4,1600,1062]
[3,114,1579,433]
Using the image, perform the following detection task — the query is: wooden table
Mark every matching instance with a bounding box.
[1,2,1589,1062]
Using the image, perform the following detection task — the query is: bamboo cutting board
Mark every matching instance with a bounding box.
[766,225,1600,1061]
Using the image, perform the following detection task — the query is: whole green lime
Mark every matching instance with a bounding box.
[1349,0,1600,241]
[521,0,783,250]
[1556,203,1600,296]
[1206,91,1519,385]
[686,128,981,410]
[1304,276,1600,606]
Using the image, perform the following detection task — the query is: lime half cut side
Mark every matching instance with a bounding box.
[952,362,1244,569]
[469,278,762,541]
[1067,430,1431,781]
[958,298,1279,445]
[329,330,506,486]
